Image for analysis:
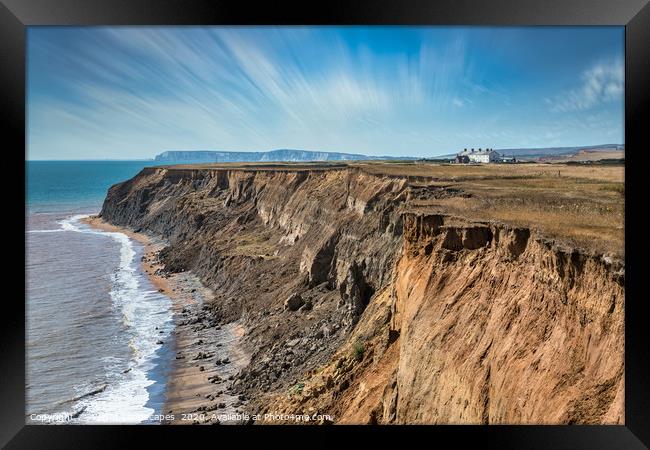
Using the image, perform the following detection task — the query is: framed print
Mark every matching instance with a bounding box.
[3,0,649,447]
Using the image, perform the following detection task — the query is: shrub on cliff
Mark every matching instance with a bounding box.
[287,382,305,398]
[352,339,365,362]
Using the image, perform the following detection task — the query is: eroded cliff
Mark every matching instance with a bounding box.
[99,164,624,424]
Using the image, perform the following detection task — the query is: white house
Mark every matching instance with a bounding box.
[456,148,501,164]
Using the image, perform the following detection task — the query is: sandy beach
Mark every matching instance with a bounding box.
[82,215,250,424]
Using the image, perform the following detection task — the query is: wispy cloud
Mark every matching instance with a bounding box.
[548,58,623,112]
[27,27,625,159]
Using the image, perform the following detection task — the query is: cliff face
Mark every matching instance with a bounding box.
[101,166,412,400]
[100,166,624,424]
[388,214,624,424]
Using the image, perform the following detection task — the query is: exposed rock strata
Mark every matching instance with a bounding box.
[100,166,624,424]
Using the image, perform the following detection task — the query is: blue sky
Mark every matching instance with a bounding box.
[27,26,624,160]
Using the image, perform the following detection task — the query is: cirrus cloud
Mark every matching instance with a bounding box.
[548,58,623,113]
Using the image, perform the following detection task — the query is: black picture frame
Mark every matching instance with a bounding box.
[4,0,649,447]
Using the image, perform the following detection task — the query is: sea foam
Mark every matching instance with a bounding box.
[56,215,173,424]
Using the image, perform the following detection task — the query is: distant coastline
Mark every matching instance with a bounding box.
[26,143,625,164]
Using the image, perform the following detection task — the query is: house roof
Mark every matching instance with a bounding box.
[457,149,500,156]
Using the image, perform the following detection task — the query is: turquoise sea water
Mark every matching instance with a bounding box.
[27,160,156,213]
[26,160,175,424]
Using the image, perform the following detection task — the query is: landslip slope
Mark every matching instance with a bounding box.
[99,163,624,424]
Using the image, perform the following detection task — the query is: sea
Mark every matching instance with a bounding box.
[26,160,175,424]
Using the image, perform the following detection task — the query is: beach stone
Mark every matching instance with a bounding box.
[194,351,212,360]
[300,300,313,311]
[284,293,304,311]
[286,338,300,348]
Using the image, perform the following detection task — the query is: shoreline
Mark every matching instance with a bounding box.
[82,215,250,425]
